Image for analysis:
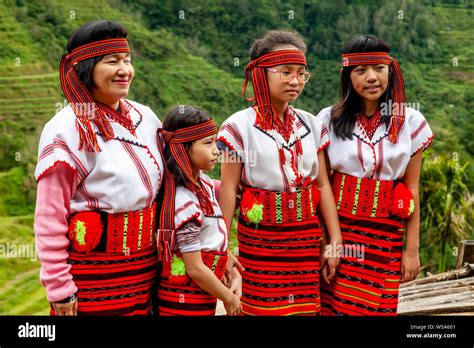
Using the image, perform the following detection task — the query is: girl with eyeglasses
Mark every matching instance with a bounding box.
[217,30,342,316]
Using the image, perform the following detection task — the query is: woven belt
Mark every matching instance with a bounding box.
[162,251,229,285]
[240,181,321,224]
[68,202,157,255]
[332,172,397,218]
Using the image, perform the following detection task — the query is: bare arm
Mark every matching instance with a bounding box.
[182,251,241,315]
[315,151,342,283]
[218,159,245,286]
[219,160,242,235]
[401,150,423,282]
[315,151,342,246]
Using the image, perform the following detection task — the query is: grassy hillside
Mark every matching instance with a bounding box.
[0,0,472,314]
[123,0,473,167]
[0,215,47,315]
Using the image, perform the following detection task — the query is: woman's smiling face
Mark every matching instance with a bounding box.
[91,52,134,108]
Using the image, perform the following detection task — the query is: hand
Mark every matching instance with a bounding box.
[223,293,242,316]
[319,235,328,269]
[322,257,340,284]
[401,248,420,283]
[229,268,242,299]
[321,241,341,285]
[52,299,78,316]
[223,253,245,287]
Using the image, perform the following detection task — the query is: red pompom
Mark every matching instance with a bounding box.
[68,212,103,253]
[390,183,415,219]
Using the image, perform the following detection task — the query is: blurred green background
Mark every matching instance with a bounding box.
[0,0,472,314]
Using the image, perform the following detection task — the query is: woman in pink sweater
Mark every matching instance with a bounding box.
[34,20,163,315]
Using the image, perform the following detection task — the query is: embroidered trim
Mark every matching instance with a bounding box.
[175,212,203,232]
[36,160,78,182]
[352,177,362,215]
[253,111,311,150]
[122,212,129,255]
[371,180,380,217]
[219,123,244,149]
[411,134,435,157]
[317,140,330,153]
[216,136,238,153]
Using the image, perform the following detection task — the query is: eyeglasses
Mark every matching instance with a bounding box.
[266,68,311,83]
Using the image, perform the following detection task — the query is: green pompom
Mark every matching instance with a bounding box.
[409,199,415,215]
[170,255,187,276]
[247,204,263,224]
[74,221,86,245]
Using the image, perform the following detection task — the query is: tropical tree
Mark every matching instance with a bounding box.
[420,152,473,273]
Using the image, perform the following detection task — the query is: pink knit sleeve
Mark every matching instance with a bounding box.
[34,162,78,302]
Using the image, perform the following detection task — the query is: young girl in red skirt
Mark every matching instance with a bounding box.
[318,35,434,316]
[156,105,242,316]
[218,30,342,316]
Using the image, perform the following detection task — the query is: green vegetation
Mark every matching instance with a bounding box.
[0,0,472,314]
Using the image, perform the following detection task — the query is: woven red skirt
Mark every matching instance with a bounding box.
[238,184,322,316]
[50,246,159,316]
[321,173,405,316]
[51,204,159,316]
[157,251,228,316]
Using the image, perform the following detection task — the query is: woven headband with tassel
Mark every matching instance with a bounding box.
[342,51,406,143]
[242,50,307,130]
[60,38,130,151]
[157,120,218,261]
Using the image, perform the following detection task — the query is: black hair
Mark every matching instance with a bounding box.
[162,105,212,186]
[331,35,394,140]
[66,20,128,89]
[249,30,307,60]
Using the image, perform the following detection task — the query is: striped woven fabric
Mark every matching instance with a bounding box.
[157,279,218,316]
[321,211,404,316]
[238,215,322,316]
[332,172,393,218]
[157,251,228,316]
[51,246,158,316]
[241,183,320,224]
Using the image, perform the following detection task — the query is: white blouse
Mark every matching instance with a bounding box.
[316,106,434,180]
[217,107,329,192]
[173,173,228,253]
[35,99,164,213]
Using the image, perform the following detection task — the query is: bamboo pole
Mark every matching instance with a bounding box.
[399,285,473,302]
[398,292,474,314]
[399,303,474,316]
[400,263,473,288]
[400,277,474,296]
